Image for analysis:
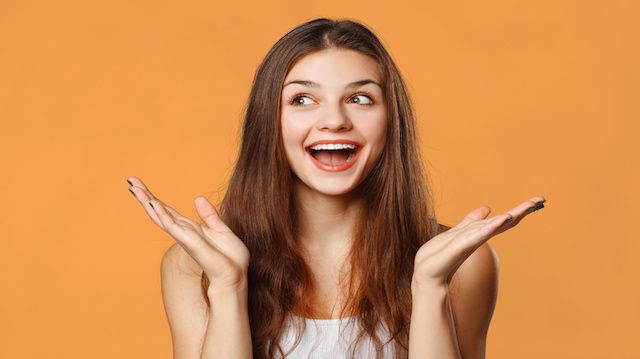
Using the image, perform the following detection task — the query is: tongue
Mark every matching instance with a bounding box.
[314,150,350,166]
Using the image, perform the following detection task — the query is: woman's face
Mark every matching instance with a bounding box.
[280,48,387,196]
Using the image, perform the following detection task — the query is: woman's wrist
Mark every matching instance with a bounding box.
[202,277,253,358]
[411,278,449,299]
[409,279,461,359]
[207,276,249,301]
[206,284,249,321]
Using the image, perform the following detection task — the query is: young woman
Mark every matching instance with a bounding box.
[127,18,545,359]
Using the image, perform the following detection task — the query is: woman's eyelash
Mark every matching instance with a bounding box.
[288,93,375,106]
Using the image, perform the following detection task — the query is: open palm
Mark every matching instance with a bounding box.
[127,176,250,291]
[413,196,546,288]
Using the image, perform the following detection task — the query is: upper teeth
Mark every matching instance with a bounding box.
[310,143,357,151]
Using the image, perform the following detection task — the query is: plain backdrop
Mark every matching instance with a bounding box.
[1,0,638,358]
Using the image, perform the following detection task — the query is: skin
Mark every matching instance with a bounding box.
[408,199,545,358]
[280,48,387,315]
[127,47,546,358]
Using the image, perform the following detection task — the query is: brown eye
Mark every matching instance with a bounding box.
[291,95,314,106]
[351,94,373,105]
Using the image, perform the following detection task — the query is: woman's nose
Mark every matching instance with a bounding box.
[316,106,353,132]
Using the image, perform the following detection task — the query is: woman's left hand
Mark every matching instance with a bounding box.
[412,196,546,290]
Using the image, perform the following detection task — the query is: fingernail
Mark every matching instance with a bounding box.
[533,201,545,212]
[129,188,136,197]
[149,201,154,209]
[127,179,133,186]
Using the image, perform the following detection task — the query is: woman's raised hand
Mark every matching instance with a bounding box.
[127,176,250,292]
[412,195,546,290]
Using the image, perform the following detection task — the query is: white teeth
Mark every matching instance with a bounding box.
[309,143,357,151]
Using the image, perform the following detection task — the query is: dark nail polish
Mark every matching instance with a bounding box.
[129,188,135,197]
[127,179,133,186]
[533,201,545,211]
[149,201,154,209]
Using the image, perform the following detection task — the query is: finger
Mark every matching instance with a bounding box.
[128,176,171,207]
[446,214,511,259]
[127,176,156,199]
[461,195,546,230]
[149,199,220,265]
[452,205,492,230]
[128,184,162,224]
[195,196,230,232]
[127,177,197,229]
[477,196,546,238]
[483,213,514,231]
[130,185,189,226]
[150,199,235,279]
[501,196,546,228]
[149,199,185,238]
[128,176,164,205]
[149,199,205,248]
[152,198,201,233]
[448,196,546,255]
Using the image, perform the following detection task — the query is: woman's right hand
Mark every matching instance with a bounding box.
[127,176,250,292]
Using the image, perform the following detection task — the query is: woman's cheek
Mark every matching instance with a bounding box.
[364,114,387,151]
[280,116,308,167]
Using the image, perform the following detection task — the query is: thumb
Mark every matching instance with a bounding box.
[194,196,228,231]
[453,205,492,229]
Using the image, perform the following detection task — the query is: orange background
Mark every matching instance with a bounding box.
[1,1,638,358]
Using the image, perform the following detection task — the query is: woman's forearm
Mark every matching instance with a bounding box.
[409,282,462,359]
[201,282,253,359]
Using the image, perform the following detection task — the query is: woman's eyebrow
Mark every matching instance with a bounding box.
[283,79,381,90]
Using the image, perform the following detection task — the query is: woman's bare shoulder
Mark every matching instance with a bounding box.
[161,243,203,277]
[437,222,452,234]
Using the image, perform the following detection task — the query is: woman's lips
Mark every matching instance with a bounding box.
[306,147,362,172]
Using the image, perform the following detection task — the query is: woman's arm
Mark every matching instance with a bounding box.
[409,282,462,359]
[407,222,462,358]
[408,242,498,359]
[448,242,499,359]
[128,177,254,358]
[409,197,544,358]
[161,243,254,359]
[201,280,253,358]
[160,243,208,358]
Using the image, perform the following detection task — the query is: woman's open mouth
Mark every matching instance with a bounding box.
[305,142,362,172]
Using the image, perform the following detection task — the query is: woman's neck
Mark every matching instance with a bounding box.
[292,179,365,319]
[294,179,363,254]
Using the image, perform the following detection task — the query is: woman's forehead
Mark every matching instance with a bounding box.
[283,49,382,87]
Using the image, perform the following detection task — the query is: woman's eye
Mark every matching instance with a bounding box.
[289,94,374,107]
[351,94,373,105]
[291,95,314,106]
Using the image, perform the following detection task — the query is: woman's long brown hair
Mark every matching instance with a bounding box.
[199,18,444,358]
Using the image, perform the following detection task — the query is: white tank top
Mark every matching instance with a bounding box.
[275,313,397,358]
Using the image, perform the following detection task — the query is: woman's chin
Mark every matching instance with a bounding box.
[312,186,355,197]
[295,177,359,197]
